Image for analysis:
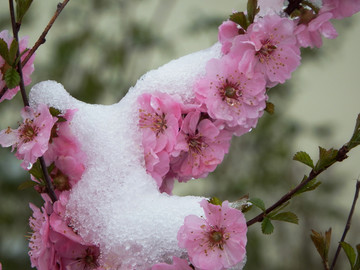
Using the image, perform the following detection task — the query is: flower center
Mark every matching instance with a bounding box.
[219,79,242,106]
[19,121,38,143]
[210,231,223,243]
[139,111,167,136]
[256,39,277,63]
[188,134,207,154]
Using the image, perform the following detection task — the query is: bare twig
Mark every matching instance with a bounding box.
[8,0,58,202]
[247,145,350,227]
[329,180,360,270]
[22,0,71,67]
[0,0,71,101]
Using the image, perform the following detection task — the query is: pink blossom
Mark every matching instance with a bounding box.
[28,193,101,270]
[169,110,232,182]
[0,30,35,103]
[229,14,301,87]
[28,195,54,270]
[152,257,193,270]
[218,20,240,54]
[0,262,2,270]
[138,92,182,188]
[195,57,267,134]
[44,109,86,190]
[322,0,360,19]
[177,199,247,270]
[295,11,338,48]
[0,104,57,169]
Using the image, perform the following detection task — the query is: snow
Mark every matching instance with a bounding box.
[29,43,222,269]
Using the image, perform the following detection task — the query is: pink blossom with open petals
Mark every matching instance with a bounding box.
[195,56,267,135]
[295,11,338,48]
[218,20,241,54]
[169,110,232,182]
[28,193,101,270]
[152,257,193,270]
[0,104,57,169]
[138,92,182,188]
[322,0,360,19]
[177,199,247,270]
[0,30,35,103]
[229,14,301,87]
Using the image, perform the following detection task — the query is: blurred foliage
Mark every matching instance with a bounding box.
[0,1,358,270]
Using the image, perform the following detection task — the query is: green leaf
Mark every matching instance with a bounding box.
[28,160,43,180]
[4,67,20,89]
[293,151,314,168]
[271,211,299,224]
[208,197,222,206]
[0,38,10,63]
[355,244,360,270]
[18,180,37,190]
[15,0,33,23]
[9,39,19,66]
[310,228,331,263]
[49,107,62,117]
[261,217,274,234]
[314,147,338,172]
[229,12,249,30]
[347,114,360,150]
[249,197,265,211]
[341,241,356,268]
[295,176,322,195]
[247,0,259,23]
[265,101,275,115]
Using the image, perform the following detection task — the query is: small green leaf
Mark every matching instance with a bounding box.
[355,244,360,270]
[265,101,275,115]
[208,197,222,206]
[310,228,331,263]
[28,160,43,180]
[293,151,314,168]
[9,39,19,66]
[247,0,258,23]
[47,162,56,174]
[249,197,265,211]
[229,12,249,30]
[271,211,299,224]
[261,217,274,234]
[341,241,356,268]
[4,67,20,89]
[314,147,338,172]
[295,176,322,195]
[347,114,360,150]
[15,0,33,23]
[18,180,37,190]
[0,38,10,63]
[49,107,62,117]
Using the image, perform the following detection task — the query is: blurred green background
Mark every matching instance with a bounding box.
[0,0,359,269]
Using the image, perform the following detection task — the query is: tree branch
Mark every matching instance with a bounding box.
[246,145,350,227]
[0,0,71,101]
[8,0,58,202]
[329,180,360,270]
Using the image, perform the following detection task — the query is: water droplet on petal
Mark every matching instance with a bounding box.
[27,163,33,170]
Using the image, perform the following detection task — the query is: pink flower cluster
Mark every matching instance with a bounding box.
[0,30,35,103]
[152,200,247,270]
[28,192,102,270]
[0,104,57,169]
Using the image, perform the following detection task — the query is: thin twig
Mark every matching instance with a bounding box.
[247,145,349,227]
[9,0,29,107]
[22,0,71,67]
[329,180,360,270]
[8,0,58,202]
[0,0,71,101]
